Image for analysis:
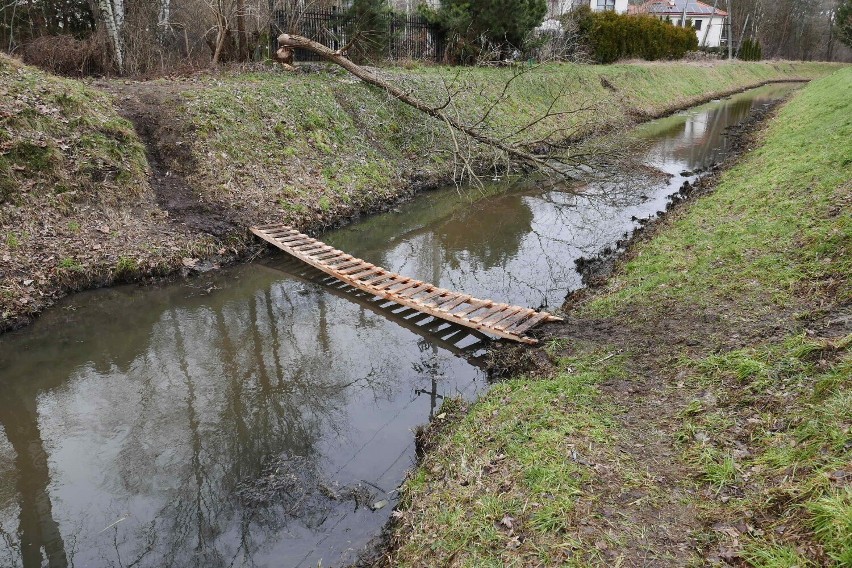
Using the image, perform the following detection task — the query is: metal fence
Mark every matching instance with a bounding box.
[272,7,445,62]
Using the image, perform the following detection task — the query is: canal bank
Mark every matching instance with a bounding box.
[0,57,843,333]
[1,74,840,566]
[382,68,851,566]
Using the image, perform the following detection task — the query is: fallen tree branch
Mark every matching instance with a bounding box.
[277,33,563,175]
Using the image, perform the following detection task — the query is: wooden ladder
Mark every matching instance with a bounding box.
[252,224,562,344]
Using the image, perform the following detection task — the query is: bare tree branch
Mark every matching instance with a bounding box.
[277,32,566,175]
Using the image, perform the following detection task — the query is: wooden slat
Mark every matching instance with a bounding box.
[470,305,509,324]
[419,290,447,304]
[351,267,384,280]
[251,224,562,344]
[340,263,374,275]
[492,310,534,332]
[335,259,365,271]
[454,299,491,318]
[481,306,524,327]
[507,311,551,334]
[372,277,407,291]
[299,243,328,253]
[399,283,432,298]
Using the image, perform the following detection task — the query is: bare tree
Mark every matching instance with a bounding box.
[278,32,601,184]
[98,0,126,71]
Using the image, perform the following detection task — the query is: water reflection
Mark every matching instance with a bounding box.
[0,266,485,567]
[325,83,800,309]
[0,82,800,568]
[637,82,796,174]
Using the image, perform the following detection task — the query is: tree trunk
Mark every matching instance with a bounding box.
[277,33,559,174]
[98,0,125,72]
[237,0,247,61]
[158,0,173,43]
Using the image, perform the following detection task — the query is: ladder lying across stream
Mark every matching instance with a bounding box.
[251,224,562,344]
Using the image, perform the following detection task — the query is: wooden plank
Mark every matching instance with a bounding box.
[507,311,550,335]
[302,245,335,256]
[281,235,311,245]
[268,229,299,238]
[371,277,406,291]
[470,305,509,324]
[436,295,470,311]
[334,259,364,271]
[390,281,420,295]
[454,299,492,318]
[399,283,432,298]
[351,267,384,280]
[492,310,533,332]
[315,251,344,261]
[340,262,374,275]
[325,255,355,266]
[366,275,396,288]
[419,289,448,304]
[481,306,524,327]
[251,225,554,344]
[298,243,329,253]
[290,241,322,251]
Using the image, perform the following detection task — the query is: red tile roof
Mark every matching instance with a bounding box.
[632,0,728,17]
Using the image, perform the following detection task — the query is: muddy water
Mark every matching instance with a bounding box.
[0,83,799,568]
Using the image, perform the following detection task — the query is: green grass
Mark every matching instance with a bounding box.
[586,67,851,321]
[58,257,82,271]
[0,54,148,207]
[742,543,814,568]
[808,489,852,565]
[390,67,851,566]
[681,333,850,566]
[172,61,840,230]
[391,350,629,566]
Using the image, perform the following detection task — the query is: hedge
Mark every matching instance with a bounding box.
[575,9,699,63]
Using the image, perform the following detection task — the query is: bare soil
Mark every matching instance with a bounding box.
[109,82,245,237]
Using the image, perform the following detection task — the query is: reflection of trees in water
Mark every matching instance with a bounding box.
[431,179,661,309]
[0,388,67,568]
[643,96,767,171]
[436,194,534,271]
[0,276,404,567]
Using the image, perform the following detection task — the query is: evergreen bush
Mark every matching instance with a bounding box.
[572,8,699,64]
[738,38,763,61]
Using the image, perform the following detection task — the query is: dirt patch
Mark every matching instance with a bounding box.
[110,83,243,237]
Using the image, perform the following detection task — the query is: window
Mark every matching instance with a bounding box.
[595,0,616,11]
[694,19,703,30]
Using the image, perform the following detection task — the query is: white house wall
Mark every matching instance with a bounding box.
[548,0,628,17]
[669,14,725,48]
[699,15,725,48]
[586,0,629,13]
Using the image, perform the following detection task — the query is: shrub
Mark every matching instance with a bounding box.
[22,34,106,77]
[435,0,548,63]
[572,8,699,64]
[738,38,763,61]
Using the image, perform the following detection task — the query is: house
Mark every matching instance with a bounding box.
[629,0,729,48]
[388,0,439,12]
[546,0,629,19]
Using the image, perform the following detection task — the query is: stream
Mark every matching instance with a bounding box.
[0,82,800,568]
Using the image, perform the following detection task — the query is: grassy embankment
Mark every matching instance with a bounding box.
[1,57,842,331]
[170,60,840,229]
[386,68,851,566]
[0,55,221,331]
